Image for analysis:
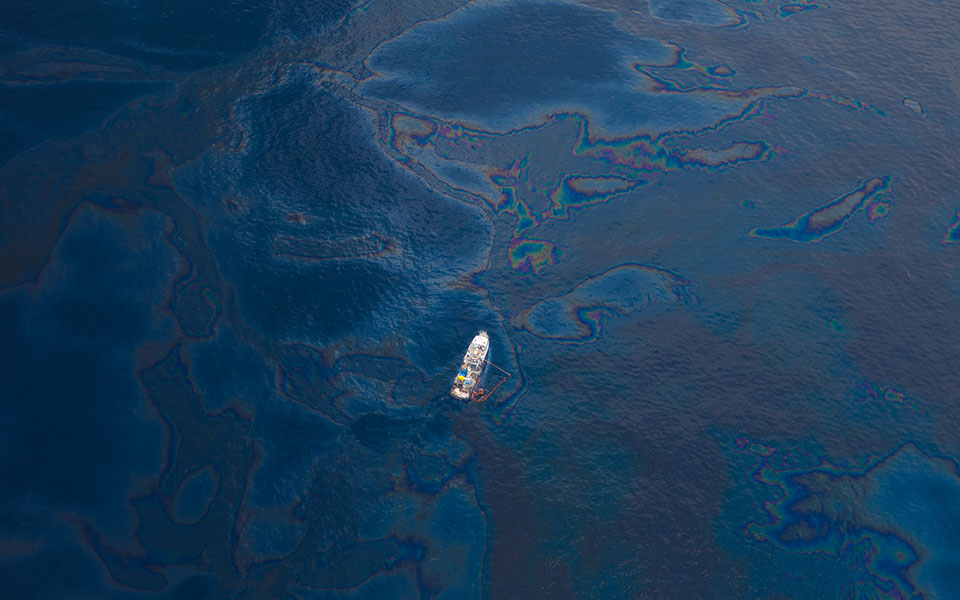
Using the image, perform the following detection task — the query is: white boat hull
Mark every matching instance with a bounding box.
[451,331,489,399]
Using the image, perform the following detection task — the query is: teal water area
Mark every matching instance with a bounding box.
[2,0,960,598]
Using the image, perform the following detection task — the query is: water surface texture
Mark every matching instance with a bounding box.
[2,0,960,598]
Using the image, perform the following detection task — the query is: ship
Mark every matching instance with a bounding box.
[450,331,489,400]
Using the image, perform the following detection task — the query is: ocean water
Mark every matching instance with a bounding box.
[2,0,960,597]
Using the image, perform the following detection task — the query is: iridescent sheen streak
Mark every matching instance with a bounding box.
[333,59,884,278]
[854,380,916,408]
[864,196,893,225]
[572,118,770,179]
[942,209,960,244]
[490,163,647,274]
[374,78,853,189]
[517,263,697,344]
[637,68,805,104]
[507,237,561,275]
[367,85,774,214]
[748,176,893,243]
[902,97,925,116]
[633,42,738,79]
[777,2,826,19]
[633,44,885,117]
[335,87,491,208]
[488,155,538,230]
[488,120,766,272]
[807,92,886,116]
[829,318,845,333]
[734,438,960,598]
[545,175,646,222]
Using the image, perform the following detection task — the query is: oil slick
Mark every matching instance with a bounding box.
[748,176,893,243]
[517,263,697,343]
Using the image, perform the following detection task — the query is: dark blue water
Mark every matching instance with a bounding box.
[2,0,959,597]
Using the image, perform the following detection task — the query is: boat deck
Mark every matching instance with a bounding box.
[451,331,489,399]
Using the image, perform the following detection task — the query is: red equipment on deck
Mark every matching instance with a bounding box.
[471,359,511,403]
